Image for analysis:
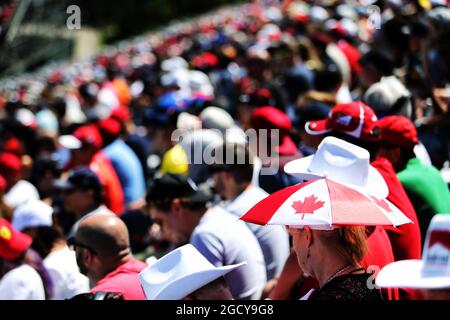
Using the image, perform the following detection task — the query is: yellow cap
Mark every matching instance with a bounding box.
[418,0,432,10]
[160,145,189,176]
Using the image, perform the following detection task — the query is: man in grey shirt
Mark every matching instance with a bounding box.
[210,143,290,282]
[147,174,266,300]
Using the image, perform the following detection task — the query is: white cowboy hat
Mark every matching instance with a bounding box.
[139,244,246,300]
[284,136,388,198]
[376,214,450,289]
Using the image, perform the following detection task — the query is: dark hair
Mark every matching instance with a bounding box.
[359,49,394,76]
[187,276,229,300]
[146,174,211,211]
[120,210,153,254]
[93,188,104,207]
[400,148,416,162]
[30,225,65,259]
[148,198,206,213]
[30,157,62,184]
[314,64,343,92]
[210,143,254,184]
[50,97,67,120]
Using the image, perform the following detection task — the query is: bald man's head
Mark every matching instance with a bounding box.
[76,215,131,261]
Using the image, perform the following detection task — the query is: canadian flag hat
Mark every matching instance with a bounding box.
[240,178,411,230]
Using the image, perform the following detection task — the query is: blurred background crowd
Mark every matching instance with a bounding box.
[0,0,450,300]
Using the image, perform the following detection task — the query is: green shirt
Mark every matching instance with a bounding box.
[398,157,450,239]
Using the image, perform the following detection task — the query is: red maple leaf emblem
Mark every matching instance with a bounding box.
[370,196,392,213]
[292,195,325,219]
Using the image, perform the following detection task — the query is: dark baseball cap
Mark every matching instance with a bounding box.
[55,167,102,193]
[146,174,212,204]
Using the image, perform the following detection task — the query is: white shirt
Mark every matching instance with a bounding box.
[4,180,40,209]
[44,246,90,300]
[0,265,45,300]
[414,142,432,166]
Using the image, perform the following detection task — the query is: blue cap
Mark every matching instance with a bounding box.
[144,93,185,127]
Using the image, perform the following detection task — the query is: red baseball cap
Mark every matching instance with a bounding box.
[0,152,22,172]
[0,175,6,194]
[191,52,219,69]
[0,218,32,261]
[98,117,122,138]
[74,125,103,149]
[4,137,24,156]
[239,88,275,107]
[111,107,131,123]
[250,106,298,156]
[377,115,419,150]
[305,101,381,142]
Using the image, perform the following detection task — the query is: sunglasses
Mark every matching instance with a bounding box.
[69,292,124,300]
[68,238,97,255]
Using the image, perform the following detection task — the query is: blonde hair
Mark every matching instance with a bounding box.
[317,226,368,263]
[338,226,368,262]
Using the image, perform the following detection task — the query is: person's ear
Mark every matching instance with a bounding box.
[304,226,314,248]
[391,147,402,164]
[83,249,95,268]
[86,189,95,199]
[222,171,233,183]
[377,146,401,165]
[171,198,182,216]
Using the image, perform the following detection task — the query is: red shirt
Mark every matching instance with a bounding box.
[360,226,394,270]
[371,157,422,261]
[90,152,125,215]
[91,258,147,300]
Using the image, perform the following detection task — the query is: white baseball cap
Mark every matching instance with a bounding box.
[58,135,82,150]
[200,106,235,132]
[139,244,246,300]
[12,200,54,231]
[284,136,389,198]
[376,214,450,289]
[161,57,188,72]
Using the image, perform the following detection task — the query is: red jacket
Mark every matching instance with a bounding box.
[371,157,422,261]
[90,152,125,215]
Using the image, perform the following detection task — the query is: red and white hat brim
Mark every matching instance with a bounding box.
[240,178,411,229]
[304,120,332,135]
